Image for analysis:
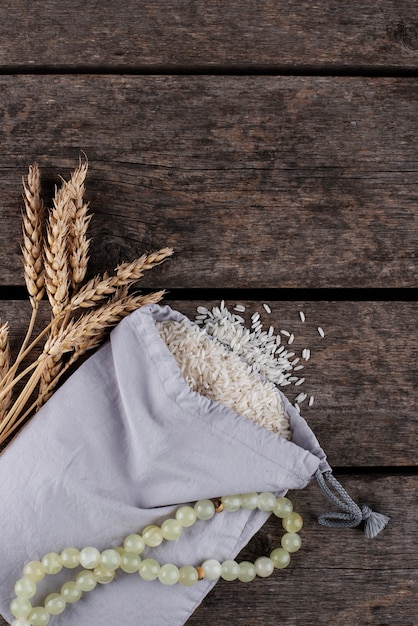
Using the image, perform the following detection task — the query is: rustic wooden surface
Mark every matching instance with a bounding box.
[0,2,417,625]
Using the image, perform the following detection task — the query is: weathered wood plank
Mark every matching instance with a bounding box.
[1,299,417,465]
[0,475,415,625]
[0,1,417,69]
[0,76,417,288]
[186,474,418,625]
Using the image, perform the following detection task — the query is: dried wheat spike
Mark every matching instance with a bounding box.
[22,163,45,307]
[0,321,11,420]
[66,159,92,288]
[37,354,63,407]
[44,183,72,316]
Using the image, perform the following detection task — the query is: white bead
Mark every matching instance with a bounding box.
[14,578,36,599]
[221,495,242,512]
[123,533,145,555]
[161,518,183,540]
[23,561,45,583]
[120,552,141,574]
[60,548,80,569]
[257,492,276,512]
[11,620,31,626]
[158,563,179,586]
[221,560,240,581]
[175,505,197,527]
[240,492,259,510]
[10,598,32,619]
[178,566,198,586]
[61,581,82,603]
[100,549,121,570]
[94,564,115,584]
[254,556,274,578]
[139,558,160,581]
[142,525,164,547]
[281,532,302,553]
[201,559,222,580]
[27,607,50,626]
[273,497,293,518]
[44,593,66,615]
[194,499,215,520]
[76,570,97,592]
[238,561,256,582]
[41,552,63,575]
[270,547,291,569]
[79,546,101,569]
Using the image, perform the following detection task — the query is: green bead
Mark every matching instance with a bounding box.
[94,564,115,584]
[139,558,160,581]
[41,552,63,575]
[158,563,179,586]
[10,597,32,618]
[201,559,222,580]
[120,552,141,574]
[60,548,80,569]
[44,593,66,615]
[194,499,215,520]
[238,561,256,582]
[79,546,100,569]
[175,505,197,527]
[282,512,303,533]
[221,560,240,581]
[142,525,164,547]
[76,570,97,592]
[123,533,145,555]
[27,607,50,626]
[254,556,274,578]
[14,578,36,599]
[23,560,45,583]
[161,518,183,540]
[281,532,302,553]
[273,497,293,518]
[100,549,121,570]
[221,495,242,512]
[257,492,276,512]
[178,566,198,586]
[270,547,291,569]
[61,581,82,603]
[240,493,259,510]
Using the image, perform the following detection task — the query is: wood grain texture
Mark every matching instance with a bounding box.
[1,475,415,625]
[0,1,417,69]
[0,76,417,288]
[0,299,416,465]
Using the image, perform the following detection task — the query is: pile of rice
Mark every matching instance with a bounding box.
[156,319,291,439]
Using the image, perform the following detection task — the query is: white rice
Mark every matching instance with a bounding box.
[318,326,325,338]
[299,311,306,322]
[156,319,291,439]
[263,303,272,314]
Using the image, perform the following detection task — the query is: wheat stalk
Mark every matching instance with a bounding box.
[0,322,11,421]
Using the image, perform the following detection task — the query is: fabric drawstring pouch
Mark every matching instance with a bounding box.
[0,304,389,626]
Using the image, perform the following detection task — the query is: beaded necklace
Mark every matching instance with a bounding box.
[10,492,302,626]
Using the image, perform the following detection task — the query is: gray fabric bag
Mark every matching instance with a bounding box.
[0,304,385,625]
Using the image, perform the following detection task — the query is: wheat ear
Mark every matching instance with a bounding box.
[66,158,91,289]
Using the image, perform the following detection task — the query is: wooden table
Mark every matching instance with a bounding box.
[1,2,417,624]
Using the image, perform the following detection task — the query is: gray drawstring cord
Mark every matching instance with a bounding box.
[315,470,389,538]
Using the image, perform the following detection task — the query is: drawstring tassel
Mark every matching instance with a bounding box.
[315,470,389,539]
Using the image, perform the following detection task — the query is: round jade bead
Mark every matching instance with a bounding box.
[60,548,80,569]
[44,593,66,615]
[79,546,101,569]
[161,518,183,541]
[94,565,115,584]
[238,561,256,582]
[10,597,32,618]
[281,532,302,553]
[27,607,50,626]
[23,561,45,583]
[61,581,82,604]
[158,563,179,586]
[270,547,291,569]
[142,525,164,547]
[194,499,215,520]
[240,492,259,510]
[11,620,31,626]
[201,559,222,580]
[273,497,293,518]
[221,560,240,581]
[254,556,275,578]
[175,505,197,527]
[123,533,145,555]
[120,552,141,574]
[221,495,241,512]
[178,566,198,587]
[100,549,121,570]
[76,570,97,592]
[139,559,160,581]
[41,552,63,575]
[14,578,36,599]
[257,492,276,512]
[282,512,303,533]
